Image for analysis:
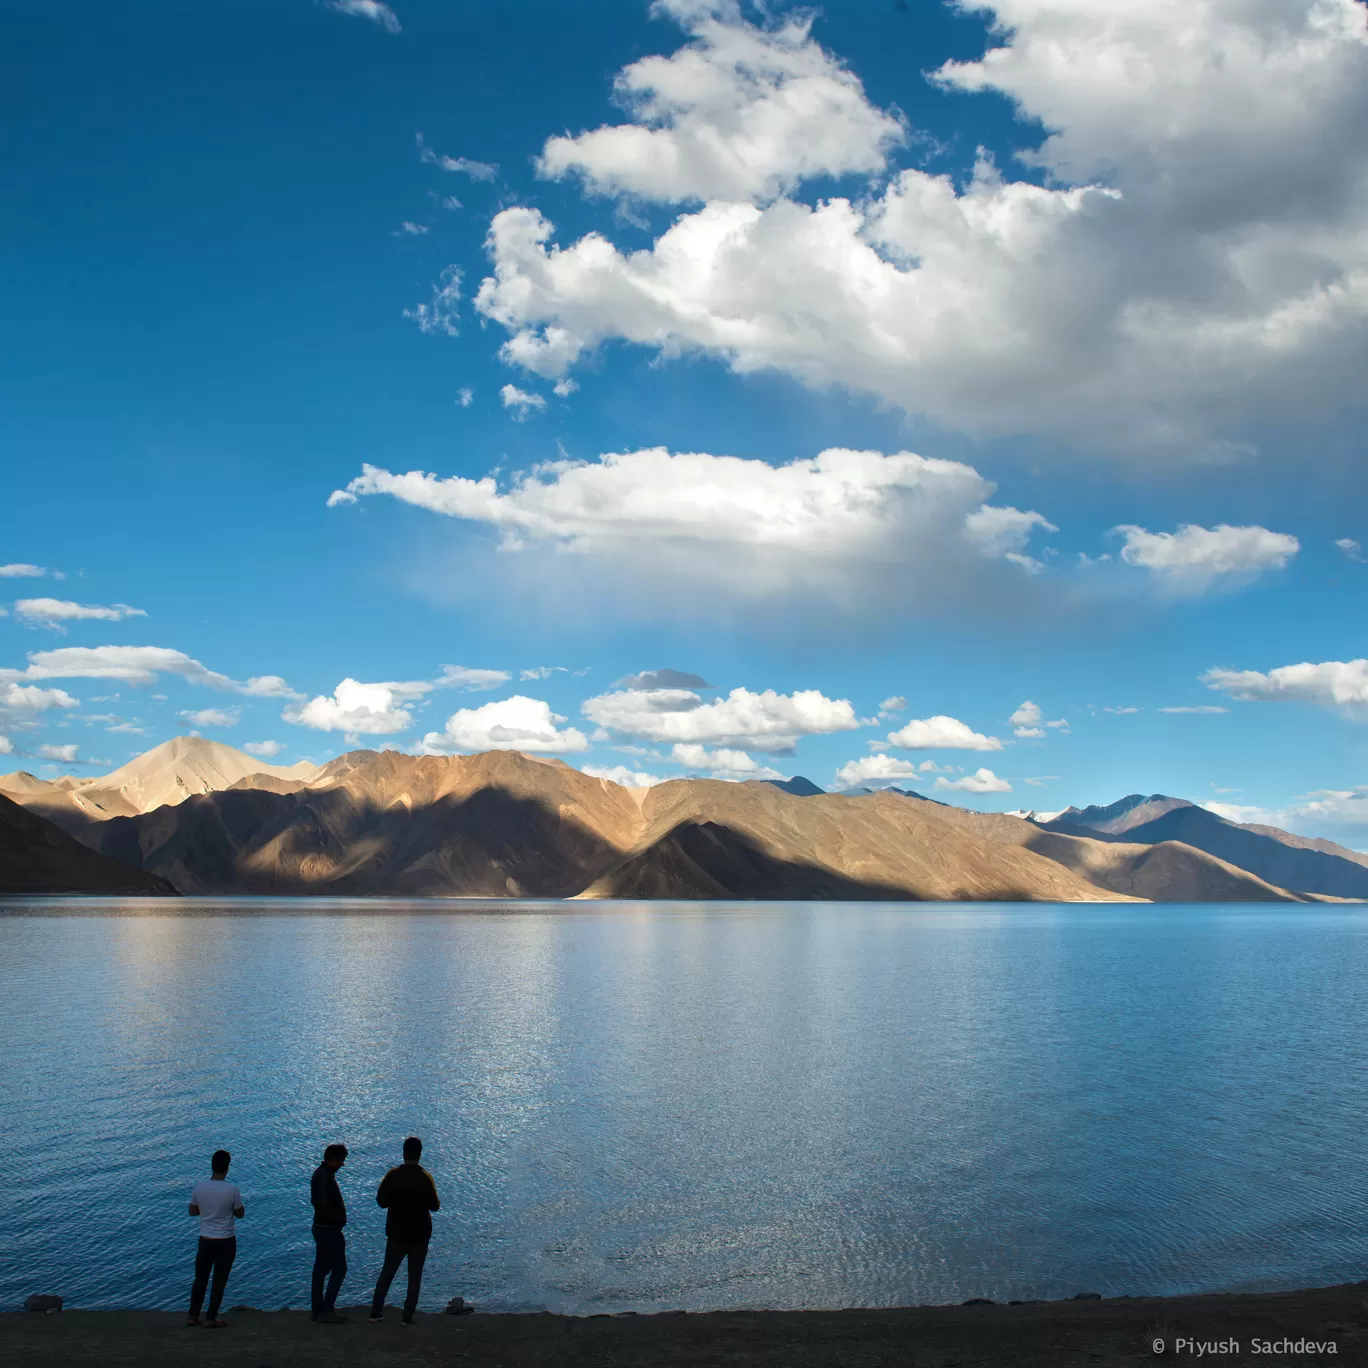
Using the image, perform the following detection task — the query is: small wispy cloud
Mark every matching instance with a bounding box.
[325,0,401,35]
[1336,537,1364,563]
[393,221,429,236]
[500,384,546,420]
[416,133,496,180]
[403,266,461,337]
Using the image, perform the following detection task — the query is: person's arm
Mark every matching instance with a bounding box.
[188,1204,200,1216]
[426,1171,440,1213]
[233,1185,245,1218]
[376,1170,392,1209]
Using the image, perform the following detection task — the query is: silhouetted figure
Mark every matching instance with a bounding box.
[369,1136,440,1325]
[186,1149,244,1329]
[310,1143,350,1323]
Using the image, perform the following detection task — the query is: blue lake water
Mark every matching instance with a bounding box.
[2,899,1367,1315]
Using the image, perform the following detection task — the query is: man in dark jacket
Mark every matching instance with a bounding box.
[368,1136,440,1325]
[310,1143,349,1323]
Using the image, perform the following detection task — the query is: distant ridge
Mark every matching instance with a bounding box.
[752,776,824,797]
[0,736,316,830]
[1040,796,1368,901]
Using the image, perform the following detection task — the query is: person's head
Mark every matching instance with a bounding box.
[402,1136,422,1163]
[323,1143,348,1170]
[211,1149,231,1177]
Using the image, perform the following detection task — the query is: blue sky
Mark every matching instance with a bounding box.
[3,0,1368,843]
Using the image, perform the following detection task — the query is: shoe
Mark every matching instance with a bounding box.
[401,1315,414,1327]
[368,1313,383,1323]
[318,1311,349,1324]
[185,1316,202,1328]
[204,1318,227,1329]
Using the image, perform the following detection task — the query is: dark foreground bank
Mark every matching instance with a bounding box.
[4,1283,1366,1367]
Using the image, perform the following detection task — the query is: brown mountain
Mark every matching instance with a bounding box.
[927,806,1319,903]
[0,791,176,896]
[0,736,316,832]
[54,748,1134,902]
[1042,799,1368,901]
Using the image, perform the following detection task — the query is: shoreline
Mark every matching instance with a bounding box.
[6,1281,1365,1366]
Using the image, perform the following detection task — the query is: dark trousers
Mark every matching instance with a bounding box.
[311,1226,347,1313]
[370,1238,428,1321]
[189,1236,236,1320]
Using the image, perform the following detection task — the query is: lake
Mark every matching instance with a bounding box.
[1,899,1366,1315]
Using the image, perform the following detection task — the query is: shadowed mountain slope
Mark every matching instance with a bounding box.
[579,781,1137,902]
[89,750,644,897]
[0,792,175,896]
[903,805,1316,903]
[1060,805,1368,901]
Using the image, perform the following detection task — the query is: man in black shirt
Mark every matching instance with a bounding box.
[368,1136,440,1325]
[309,1143,349,1324]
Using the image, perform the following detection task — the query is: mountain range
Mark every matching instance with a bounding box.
[0,739,1362,903]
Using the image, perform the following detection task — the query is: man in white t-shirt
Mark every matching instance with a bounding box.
[187,1149,245,1329]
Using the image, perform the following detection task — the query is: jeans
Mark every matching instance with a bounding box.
[370,1238,428,1321]
[311,1226,347,1313]
[189,1236,236,1320]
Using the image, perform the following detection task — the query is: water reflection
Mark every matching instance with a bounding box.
[1,902,1367,1313]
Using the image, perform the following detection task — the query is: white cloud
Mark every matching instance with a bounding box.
[1203,659,1368,711]
[417,135,497,180]
[0,734,11,754]
[395,221,430,236]
[1101,706,1140,715]
[581,763,669,787]
[421,694,589,754]
[0,563,47,577]
[1113,523,1299,590]
[500,384,547,419]
[878,696,906,713]
[552,378,578,397]
[2,683,79,717]
[669,742,783,781]
[179,707,239,728]
[403,266,461,337]
[327,446,1056,612]
[1204,788,1368,851]
[435,664,511,691]
[935,767,1012,794]
[583,685,857,754]
[15,601,147,637]
[833,753,925,790]
[284,679,421,736]
[617,669,713,690]
[1159,705,1229,714]
[1009,700,1042,727]
[1336,537,1364,561]
[474,0,1368,451]
[519,666,564,681]
[1,645,300,698]
[37,743,80,763]
[457,387,474,406]
[885,715,1003,752]
[536,2,903,204]
[14,599,148,630]
[243,740,286,758]
[326,0,400,35]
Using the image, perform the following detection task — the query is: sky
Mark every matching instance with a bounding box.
[3,0,1368,844]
